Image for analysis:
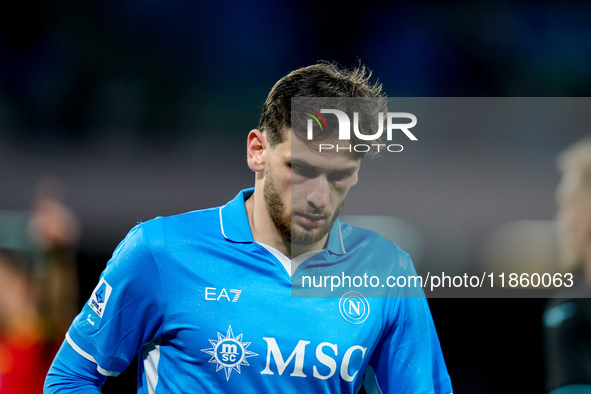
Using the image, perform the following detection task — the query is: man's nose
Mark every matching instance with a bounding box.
[306,175,330,210]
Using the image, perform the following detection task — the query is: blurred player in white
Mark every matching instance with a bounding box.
[544,138,591,394]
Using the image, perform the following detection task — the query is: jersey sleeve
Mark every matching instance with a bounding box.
[44,340,107,393]
[66,223,166,376]
[366,252,453,394]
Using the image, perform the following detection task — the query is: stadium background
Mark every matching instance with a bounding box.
[1,1,590,392]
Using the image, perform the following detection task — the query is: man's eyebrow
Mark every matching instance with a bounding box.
[289,158,313,167]
[332,167,358,175]
[290,158,359,173]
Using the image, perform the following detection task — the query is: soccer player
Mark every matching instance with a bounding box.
[44,63,453,393]
[544,138,591,394]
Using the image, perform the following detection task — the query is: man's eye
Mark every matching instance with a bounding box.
[328,171,352,182]
[291,164,316,178]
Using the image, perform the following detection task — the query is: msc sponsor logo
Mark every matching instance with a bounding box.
[201,325,258,381]
[339,291,370,325]
[202,325,367,383]
[261,338,367,382]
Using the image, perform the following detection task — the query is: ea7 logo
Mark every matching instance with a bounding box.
[306,109,417,141]
[205,287,242,302]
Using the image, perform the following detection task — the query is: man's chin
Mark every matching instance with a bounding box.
[290,226,330,246]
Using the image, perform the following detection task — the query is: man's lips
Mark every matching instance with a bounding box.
[295,213,327,228]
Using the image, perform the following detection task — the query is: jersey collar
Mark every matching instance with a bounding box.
[326,219,346,255]
[219,188,255,243]
[219,188,346,255]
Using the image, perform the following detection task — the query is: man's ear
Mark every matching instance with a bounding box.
[247,129,267,172]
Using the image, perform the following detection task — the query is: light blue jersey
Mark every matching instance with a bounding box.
[62,189,452,393]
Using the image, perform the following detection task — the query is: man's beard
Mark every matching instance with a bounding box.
[263,171,345,246]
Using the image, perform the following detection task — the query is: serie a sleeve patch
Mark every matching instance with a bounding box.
[85,278,113,329]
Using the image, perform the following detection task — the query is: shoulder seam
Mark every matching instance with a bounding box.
[138,222,167,337]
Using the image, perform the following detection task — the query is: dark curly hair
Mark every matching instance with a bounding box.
[258,62,385,148]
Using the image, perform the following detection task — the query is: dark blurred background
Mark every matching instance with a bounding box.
[1,0,590,392]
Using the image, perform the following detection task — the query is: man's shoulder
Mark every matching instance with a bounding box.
[145,205,222,226]
[337,220,414,276]
[107,209,216,256]
[139,189,251,239]
[140,206,222,239]
[339,220,409,257]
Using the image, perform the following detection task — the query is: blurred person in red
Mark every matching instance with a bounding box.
[544,138,591,394]
[29,175,81,342]
[0,248,48,393]
[0,175,79,393]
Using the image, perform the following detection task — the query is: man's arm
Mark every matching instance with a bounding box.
[364,247,452,393]
[45,222,165,391]
[44,340,107,393]
[367,297,453,394]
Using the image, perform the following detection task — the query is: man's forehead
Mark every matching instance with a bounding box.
[287,133,360,169]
